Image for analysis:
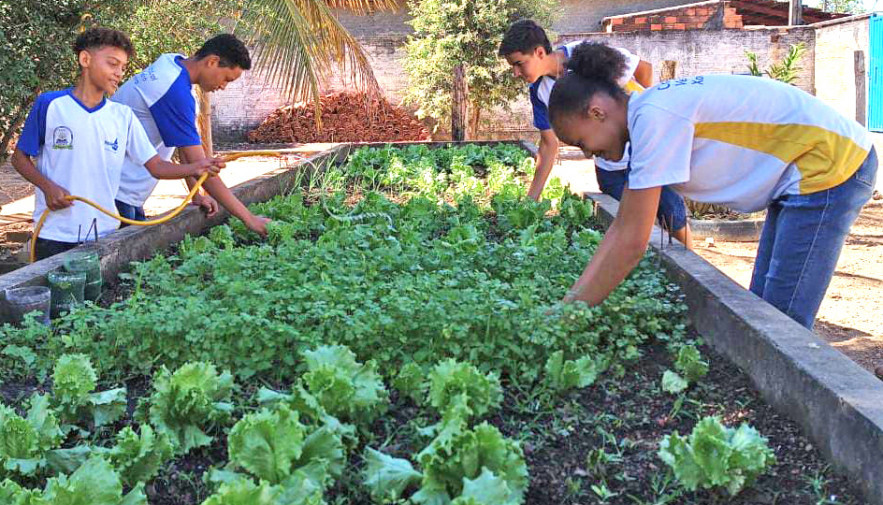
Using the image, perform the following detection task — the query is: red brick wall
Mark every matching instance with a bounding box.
[603,1,743,32]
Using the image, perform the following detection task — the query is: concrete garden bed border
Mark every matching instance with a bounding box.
[589,192,883,504]
[687,216,765,242]
[1,141,880,503]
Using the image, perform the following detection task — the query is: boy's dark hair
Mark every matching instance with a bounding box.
[549,42,628,126]
[194,34,252,70]
[72,28,135,59]
[498,19,552,57]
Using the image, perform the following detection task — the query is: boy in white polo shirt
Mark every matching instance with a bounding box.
[112,34,270,236]
[11,28,223,261]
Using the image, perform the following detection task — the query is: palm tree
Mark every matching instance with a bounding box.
[239,0,399,118]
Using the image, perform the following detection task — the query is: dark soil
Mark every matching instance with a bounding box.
[510,342,863,505]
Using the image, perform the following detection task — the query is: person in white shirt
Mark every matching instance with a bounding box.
[11,28,223,261]
[499,20,692,248]
[112,34,270,236]
[547,42,877,329]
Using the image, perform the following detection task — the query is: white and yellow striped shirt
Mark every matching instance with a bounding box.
[627,74,871,212]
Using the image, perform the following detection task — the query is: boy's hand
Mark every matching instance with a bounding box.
[192,194,220,218]
[189,157,225,178]
[247,216,271,237]
[42,182,73,210]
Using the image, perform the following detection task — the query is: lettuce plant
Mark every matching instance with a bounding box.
[658,416,776,495]
[661,345,709,394]
[107,425,173,487]
[208,404,345,502]
[543,350,609,392]
[35,456,146,505]
[302,346,388,426]
[0,395,62,476]
[427,359,501,420]
[52,354,127,428]
[144,362,234,454]
[200,475,323,505]
[364,419,527,505]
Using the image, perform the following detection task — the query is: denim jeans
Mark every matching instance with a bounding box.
[750,147,878,329]
[595,167,689,232]
[114,200,146,228]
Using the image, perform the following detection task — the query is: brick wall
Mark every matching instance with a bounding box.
[604,1,744,32]
[813,15,870,123]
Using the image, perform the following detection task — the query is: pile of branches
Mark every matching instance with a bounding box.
[248,92,431,143]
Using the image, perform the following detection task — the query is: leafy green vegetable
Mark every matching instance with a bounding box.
[658,416,776,495]
[200,475,324,505]
[416,421,527,505]
[0,395,62,476]
[428,360,501,420]
[675,345,709,383]
[51,354,127,428]
[661,370,689,395]
[52,354,97,416]
[543,351,608,392]
[225,404,345,495]
[361,447,422,503]
[391,363,427,404]
[228,405,306,484]
[144,362,234,454]
[662,345,710,395]
[454,467,512,505]
[107,425,173,487]
[41,456,147,505]
[0,478,42,504]
[302,346,388,426]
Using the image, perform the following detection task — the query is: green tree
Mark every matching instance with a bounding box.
[819,0,865,14]
[402,0,558,138]
[0,0,397,161]
[112,0,244,80]
[0,1,129,160]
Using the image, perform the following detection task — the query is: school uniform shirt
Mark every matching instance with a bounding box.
[112,53,201,207]
[17,89,157,242]
[627,74,872,213]
[530,41,643,171]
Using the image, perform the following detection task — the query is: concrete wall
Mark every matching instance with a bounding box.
[211,5,864,143]
[211,0,700,141]
[814,15,870,123]
[491,27,816,135]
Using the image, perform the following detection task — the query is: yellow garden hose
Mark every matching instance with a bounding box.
[30,150,282,263]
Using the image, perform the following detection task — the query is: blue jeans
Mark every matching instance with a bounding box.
[595,167,688,232]
[115,200,146,228]
[750,147,878,329]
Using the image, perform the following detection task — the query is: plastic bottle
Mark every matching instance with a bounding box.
[4,286,51,326]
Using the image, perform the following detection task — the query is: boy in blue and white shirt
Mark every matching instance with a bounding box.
[11,28,223,261]
[499,20,692,248]
[112,34,270,236]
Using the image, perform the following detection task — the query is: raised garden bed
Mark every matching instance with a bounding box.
[0,142,872,505]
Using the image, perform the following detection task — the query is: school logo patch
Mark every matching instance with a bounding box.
[104,138,119,152]
[52,127,73,150]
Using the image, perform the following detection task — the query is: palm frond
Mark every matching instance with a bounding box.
[241,0,397,125]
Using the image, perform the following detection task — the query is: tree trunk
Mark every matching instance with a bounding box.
[660,61,677,82]
[452,64,468,142]
[469,107,481,139]
[855,50,867,127]
[789,0,803,25]
[196,88,214,157]
[0,89,40,163]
